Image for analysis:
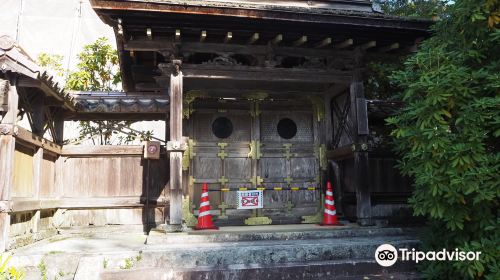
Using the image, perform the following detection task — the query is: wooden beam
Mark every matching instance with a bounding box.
[13,126,62,155]
[175,64,352,84]
[200,30,207,42]
[360,41,376,50]
[292,36,307,47]
[271,34,283,45]
[379,43,399,52]
[315,37,332,48]
[327,145,354,160]
[224,32,232,43]
[61,145,143,156]
[9,197,168,212]
[125,39,355,58]
[335,39,353,49]
[247,33,259,44]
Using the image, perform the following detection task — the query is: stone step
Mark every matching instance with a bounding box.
[124,235,420,269]
[10,226,422,280]
[100,259,421,280]
[146,226,412,245]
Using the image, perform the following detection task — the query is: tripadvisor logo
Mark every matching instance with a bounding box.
[374,244,482,267]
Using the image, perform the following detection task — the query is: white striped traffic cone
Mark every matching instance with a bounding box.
[320,181,343,226]
[194,183,218,230]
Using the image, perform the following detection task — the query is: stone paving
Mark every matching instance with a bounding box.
[7,224,422,280]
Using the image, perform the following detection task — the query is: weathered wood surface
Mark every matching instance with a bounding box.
[0,77,17,252]
[14,125,61,154]
[40,153,56,198]
[61,145,143,156]
[12,145,35,198]
[351,69,372,226]
[8,197,168,213]
[168,65,184,229]
[157,64,352,85]
[190,103,320,221]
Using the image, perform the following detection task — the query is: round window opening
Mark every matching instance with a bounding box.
[212,117,233,139]
[277,118,297,139]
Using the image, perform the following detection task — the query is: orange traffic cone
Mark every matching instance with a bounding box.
[320,181,343,226]
[194,183,218,230]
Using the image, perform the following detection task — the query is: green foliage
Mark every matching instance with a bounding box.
[381,0,448,18]
[387,0,500,279]
[65,37,120,91]
[37,53,65,77]
[0,255,24,280]
[37,261,47,280]
[119,257,134,270]
[103,258,108,269]
[65,38,152,145]
[365,58,405,100]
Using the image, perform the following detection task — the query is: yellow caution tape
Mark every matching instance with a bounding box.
[221,188,230,192]
[257,188,265,191]
[291,187,299,191]
[307,187,316,191]
[239,187,248,191]
[274,187,283,191]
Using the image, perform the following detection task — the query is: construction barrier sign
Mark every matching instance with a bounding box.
[237,190,263,209]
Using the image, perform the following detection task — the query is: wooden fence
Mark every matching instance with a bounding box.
[3,126,169,250]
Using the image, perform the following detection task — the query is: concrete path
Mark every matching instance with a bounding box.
[6,224,422,280]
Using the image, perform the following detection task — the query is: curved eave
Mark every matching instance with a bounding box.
[0,40,76,111]
[90,0,432,32]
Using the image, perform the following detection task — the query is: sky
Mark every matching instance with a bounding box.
[0,0,115,78]
[0,0,166,143]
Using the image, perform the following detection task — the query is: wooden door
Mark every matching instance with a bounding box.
[259,108,319,220]
[190,101,320,224]
[190,108,254,221]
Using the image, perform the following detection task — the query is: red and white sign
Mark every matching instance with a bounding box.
[237,190,263,209]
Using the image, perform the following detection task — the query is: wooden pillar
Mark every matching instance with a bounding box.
[351,70,373,226]
[166,60,184,232]
[0,75,19,251]
[32,147,43,233]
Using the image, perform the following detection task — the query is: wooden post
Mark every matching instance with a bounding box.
[166,60,184,232]
[32,147,43,233]
[0,75,19,251]
[351,70,373,226]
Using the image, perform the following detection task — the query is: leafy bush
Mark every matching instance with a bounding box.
[387,0,499,279]
[0,255,24,280]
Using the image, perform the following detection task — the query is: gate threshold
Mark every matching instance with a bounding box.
[146,223,409,245]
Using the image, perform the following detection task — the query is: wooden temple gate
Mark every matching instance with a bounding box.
[88,0,428,230]
[0,1,430,250]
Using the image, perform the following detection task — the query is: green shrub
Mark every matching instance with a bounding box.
[387,0,499,279]
[0,254,24,280]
